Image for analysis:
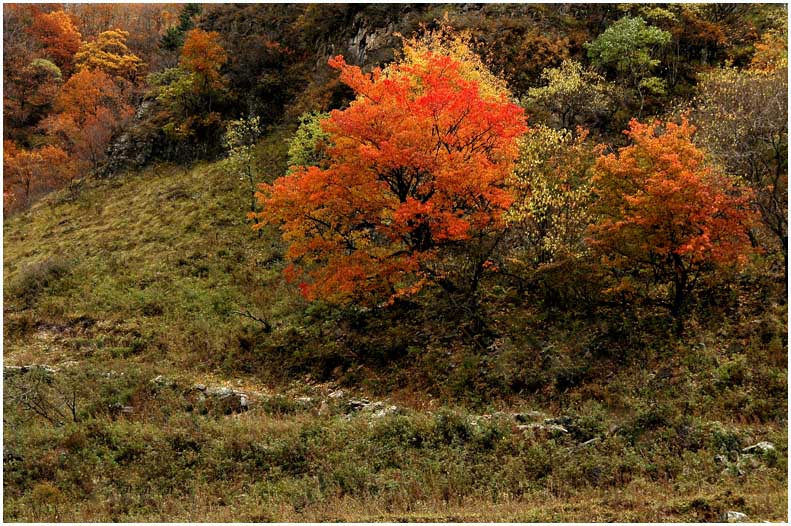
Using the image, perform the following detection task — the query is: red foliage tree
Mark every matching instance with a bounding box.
[590,117,758,329]
[254,44,526,305]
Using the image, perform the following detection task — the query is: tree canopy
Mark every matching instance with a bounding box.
[254,34,526,304]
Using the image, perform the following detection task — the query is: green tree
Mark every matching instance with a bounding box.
[159,3,202,51]
[222,115,261,217]
[586,16,671,114]
[148,29,228,152]
[286,111,330,170]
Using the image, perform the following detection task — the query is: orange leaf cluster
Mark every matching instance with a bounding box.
[3,141,75,211]
[28,10,82,75]
[590,117,758,275]
[42,69,133,169]
[255,49,526,304]
[180,29,228,89]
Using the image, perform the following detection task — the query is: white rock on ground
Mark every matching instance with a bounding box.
[723,511,748,522]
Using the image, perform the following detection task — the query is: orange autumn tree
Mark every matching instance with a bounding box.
[28,9,82,75]
[41,69,133,170]
[180,28,227,92]
[254,34,526,305]
[590,117,757,329]
[3,141,75,212]
[178,28,228,115]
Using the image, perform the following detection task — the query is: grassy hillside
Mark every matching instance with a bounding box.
[3,141,787,521]
[4,130,294,372]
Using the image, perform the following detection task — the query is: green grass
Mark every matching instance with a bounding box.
[3,363,787,522]
[3,148,301,375]
[3,142,787,521]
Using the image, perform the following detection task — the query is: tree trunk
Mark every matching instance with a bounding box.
[670,255,688,336]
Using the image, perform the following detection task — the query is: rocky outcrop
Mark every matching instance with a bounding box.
[741,441,775,454]
[100,100,158,177]
[186,384,250,415]
[347,17,399,66]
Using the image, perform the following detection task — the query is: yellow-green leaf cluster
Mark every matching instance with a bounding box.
[525,59,620,129]
[398,21,510,100]
[507,125,597,268]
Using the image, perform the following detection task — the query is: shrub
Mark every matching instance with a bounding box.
[7,257,72,306]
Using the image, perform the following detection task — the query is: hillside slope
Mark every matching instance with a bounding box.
[3,143,787,521]
[4,132,293,369]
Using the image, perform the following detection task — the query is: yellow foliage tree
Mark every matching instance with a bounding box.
[74,28,144,80]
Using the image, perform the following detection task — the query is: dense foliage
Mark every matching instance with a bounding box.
[590,118,757,327]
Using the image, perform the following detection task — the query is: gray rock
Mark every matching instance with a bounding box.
[193,383,207,392]
[4,364,56,377]
[544,416,574,427]
[201,386,249,414]
[513,411,545,423]
[366,401,386,412]
[346,398,371,413]
[723,511,748,522]
[100,100,156,176]
[151,375,176,388]
[517,423,568,434]
[742,441,775,454]
[205,387,233,397]
[109,403,134,417]
[296,396,314,406]
[3,447,23,463]
[372,405,399,419]
[328,389,345,399]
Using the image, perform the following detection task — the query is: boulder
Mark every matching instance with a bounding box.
[513,411,546,423]
[372,405,399,419]
[722,511,748,522]
[109,403,134,418]
[150,375,176,388]
[198,386,250,414]
[544,416,574,427]
[346,398,371,413]
[577,437,600,448]
[517,423,569,434]
[328,389,345,399]
[4,364,56,378]
[741,441,775,454]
